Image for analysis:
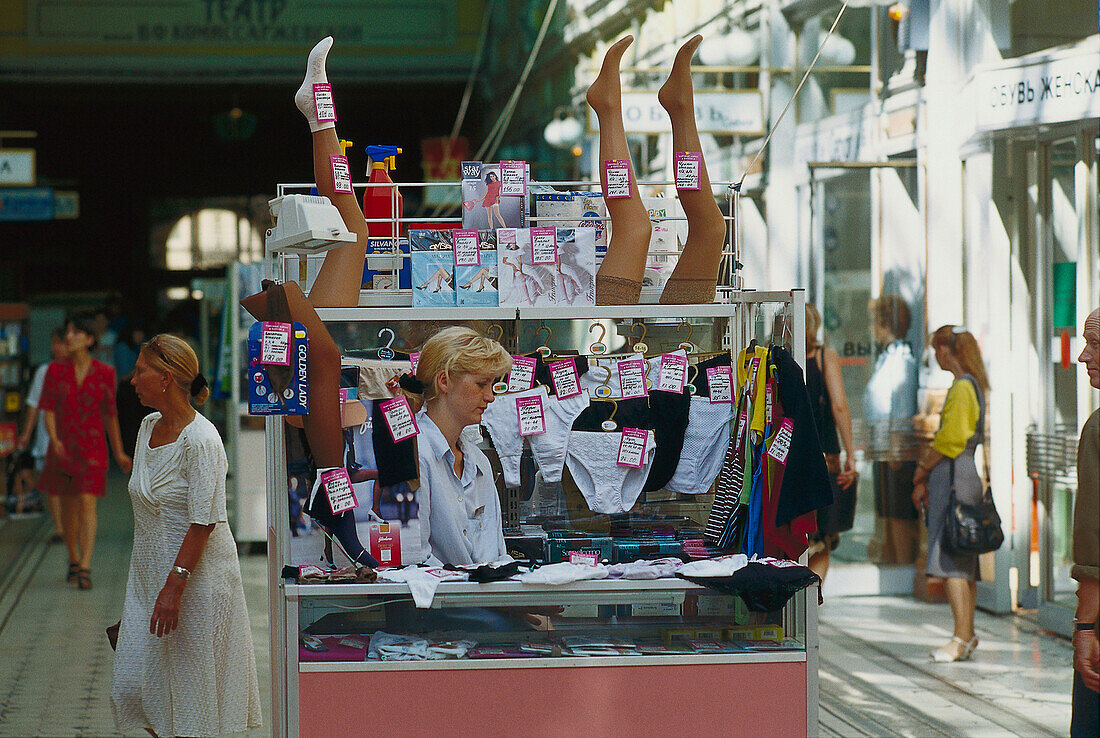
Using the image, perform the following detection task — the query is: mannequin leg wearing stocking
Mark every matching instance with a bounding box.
[587,35,652,305]
[240,281,379,568]
[293,35,369,308]
[658,35,725,304]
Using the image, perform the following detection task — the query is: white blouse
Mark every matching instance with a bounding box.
[416,409,510,566]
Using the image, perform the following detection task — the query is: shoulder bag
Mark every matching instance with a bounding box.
[945,458,1004,554]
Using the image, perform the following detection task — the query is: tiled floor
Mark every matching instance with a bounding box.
[0,478,270,738]
[0,472,1078,737]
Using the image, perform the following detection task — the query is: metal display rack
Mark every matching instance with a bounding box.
[263,179,817,737]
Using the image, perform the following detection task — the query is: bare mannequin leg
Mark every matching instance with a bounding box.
[293,36,369,308]
[587,35,652,305]
[658,35,724,304]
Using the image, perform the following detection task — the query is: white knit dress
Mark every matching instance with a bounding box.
[111,412,262,737]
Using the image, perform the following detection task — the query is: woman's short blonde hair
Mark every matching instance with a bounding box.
[413,326,511,406]
[142,333,209,405]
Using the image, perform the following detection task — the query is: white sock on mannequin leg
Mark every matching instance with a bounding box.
[294,36,336,133]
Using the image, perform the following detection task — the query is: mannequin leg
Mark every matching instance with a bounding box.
[658,35,725,304]
[587,35,652,305]
[293,36,369,308]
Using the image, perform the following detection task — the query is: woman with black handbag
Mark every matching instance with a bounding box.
[799,304,858,583]
[912,326,990,663]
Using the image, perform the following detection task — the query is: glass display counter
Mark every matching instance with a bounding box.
[266,294,818,737]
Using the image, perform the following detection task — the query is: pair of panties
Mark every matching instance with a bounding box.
[564,429,656,514]
[480,387,589,487]
[342,357,411,400]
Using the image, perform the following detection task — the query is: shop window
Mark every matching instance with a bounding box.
[163,208,264,271]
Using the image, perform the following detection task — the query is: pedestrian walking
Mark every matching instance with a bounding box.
[38,314,132,589]
[15,325,69,539]
[111,333,261,737]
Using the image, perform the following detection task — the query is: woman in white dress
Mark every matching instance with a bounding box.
[111,334,261,737]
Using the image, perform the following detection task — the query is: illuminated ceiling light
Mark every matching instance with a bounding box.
[545,111,584,149]
[697,25,760,67]
[818,33,857,66]
[888,3,909,22]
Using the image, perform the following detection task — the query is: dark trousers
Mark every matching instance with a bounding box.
[1072,670,1100,738]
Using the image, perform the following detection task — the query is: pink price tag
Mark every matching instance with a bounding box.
[409,352,420,373]
[339,388,349,403]
[320,467,358,514]
[507,355,536,392]
[617,358,647,399]
[312,83,336,122]
[530,226,558,265]
[765,379,774,425]
[379,396,419,443]
[500,160,527,196]
[675,151,702,190]
[603,159,632,198]
[568,551,599,566]
[707,366,733,403]
[516,395,546,437]
[260,321,292,366]
[330,154,352,193]
[656,354,688,393]
[617,427,649,468]
[766,418,794,465]
[548,358,581,399]
[452,228,481,267]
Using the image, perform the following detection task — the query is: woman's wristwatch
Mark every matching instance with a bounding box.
[171,565,191,580]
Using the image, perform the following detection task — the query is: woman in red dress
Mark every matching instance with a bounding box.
[39,314,132,589]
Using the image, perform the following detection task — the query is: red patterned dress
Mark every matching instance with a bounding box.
[38,359,118,498]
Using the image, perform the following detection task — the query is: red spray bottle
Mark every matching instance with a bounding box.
[363,145,403,237]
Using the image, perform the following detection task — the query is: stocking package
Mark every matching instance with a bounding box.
[409,229,456,307]
[461,161,528,230]
[454,229,499,307]
[497,227,596,307]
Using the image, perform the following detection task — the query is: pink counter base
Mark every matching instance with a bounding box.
[299,661,806,736]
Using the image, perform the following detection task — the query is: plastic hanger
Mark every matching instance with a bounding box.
[599,398,620,431]
[676,319,695,354]
[487,324,504,342]
[535,325,553,359]
[685,364,698,396]
[592,365,613,398]
[631,322,649,354]
[588,322,608,355]
[377,328,396,360]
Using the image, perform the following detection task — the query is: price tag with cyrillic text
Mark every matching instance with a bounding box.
[766,418,794,465]
[675,151,702,190]
[379,396,419,443]
[330,155,352,193]
[516,395,546,436]
[617,427,648,468]
[313,83,336,122]
[603,159,631,198]
[261,322,292,366]
[656,354,688,393]
[530,226,558,265]
[508,355,536,392]
[549,358,581,399]
[618,358,647,399]
[500,160,527,196]
[321,467,358,514]
[707,365,733,403]
[453,228,481,267]
[410,352,420,373]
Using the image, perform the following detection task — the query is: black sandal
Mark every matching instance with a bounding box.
[67,562,79,584]
[76,568,92,590]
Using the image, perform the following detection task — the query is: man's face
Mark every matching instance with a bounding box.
[1079,309,1100,390]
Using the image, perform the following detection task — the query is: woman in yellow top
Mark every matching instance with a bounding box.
[912,326,990,663]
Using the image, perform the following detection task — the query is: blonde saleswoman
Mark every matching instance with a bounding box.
[111,334,261,737]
